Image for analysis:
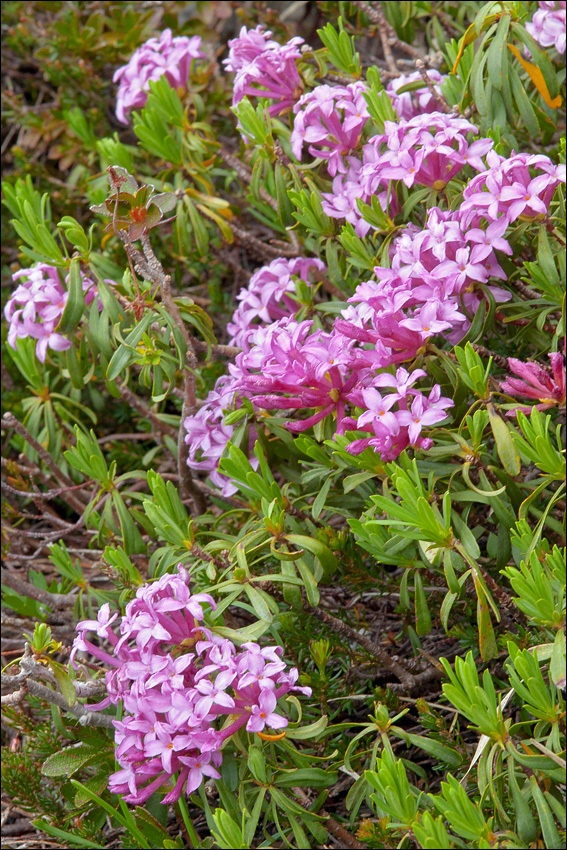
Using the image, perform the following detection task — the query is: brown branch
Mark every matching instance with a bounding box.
[415,59,451,113]
[1,414,86,513]
[304,602,416,690]
[219,146,279,213]
[1,683,28,706]
[231,222,300,260]
[115,378,178,440]
[0,569,76,620]
[352,0,399,73]
[2,674,114,729]
[511,278,542,300]
[192,339,241,359]
[293,788,365,850]
[470,344,508,370]
[219,146,301,255]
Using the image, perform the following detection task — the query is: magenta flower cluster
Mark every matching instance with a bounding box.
[225,25,305,116]
[183,375,259,497]
[5,263,98,362]
[526,1,566,55]
[501,353,566,414]
[227,256,325,347]
[181,28,566,494]
[71,566,310,804]
[362,113,493,192]
[460,151,565,228]
[385,69,447,120]
[319,111,491,238]
[114,29,204,124]
[291,82,370,176]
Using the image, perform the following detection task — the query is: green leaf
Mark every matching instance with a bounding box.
[397,731,462,769]
[42,744,105,777]
[311,476,332,519]
[273,768,337,788]
[414,571,432,636]
[285,715,328,740]
[32,822,105,849]
[50,663,77,707]
[57,258,85,335]
[487,403,520,476]
[487,14,510,90]
[529,776,561,849]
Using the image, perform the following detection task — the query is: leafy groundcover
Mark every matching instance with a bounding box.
[1,1,565,848]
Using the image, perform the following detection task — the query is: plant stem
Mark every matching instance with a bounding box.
[177,792,201,849]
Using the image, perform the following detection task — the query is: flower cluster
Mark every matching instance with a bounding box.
[460,151,566,228]
[227,256,325,347]
[321,110,491,237]
[291,82,370,175]
[5,263,98,362]
[114,29,204,124]
[183,375,259,496]
[348,368,454,459]
[385,69,447,120]
[526,1,566,55]
[71,567,310,804]
[225,316,453,456]
[501,353,566,413]
[337,204,510,358]
[361,112,492,193]
[230,318,362,435]
[226,25,305,116]
[321,152,396,238]
[182,31,567,495]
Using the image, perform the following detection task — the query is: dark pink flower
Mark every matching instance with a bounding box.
[113,29,204,124]
[71,566,310,804]
[501,354,566,410]
[291,82,369,176]
[231,35,305,117]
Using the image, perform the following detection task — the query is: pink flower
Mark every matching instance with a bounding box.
[397,387,454,444]
[386,69,447,120]
[227,256,325,347]
[526,1,566,54]
[184,375,259,496]
[71,566,310,804]
[501,354,566,411]
[179,753,221,795]
[223,25,279,72]
[291,82,370,175]
[113,29,204,124]
[231,34,305,117]
[361,112,492,194]
[5,263,100,362]
[246,689,288,733]
[460,152,565,227]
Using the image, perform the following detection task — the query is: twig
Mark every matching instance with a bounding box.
[415,59,451,113]
[138,239,208,516]
[1,478,90,504]
[1,414,86,513]
[304,602,416,690]
[470,344,508,370]
[2,675,114,729]
[511,278,542,300]
[231,222,300,260]
[352,0,399,73]
[0,570,75,620]
[292,787,365,850]
[219,146,301,255]
[1,684,28,706]
[192,339,241,359]
[219,146,279,213]
[115,378,178,440]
